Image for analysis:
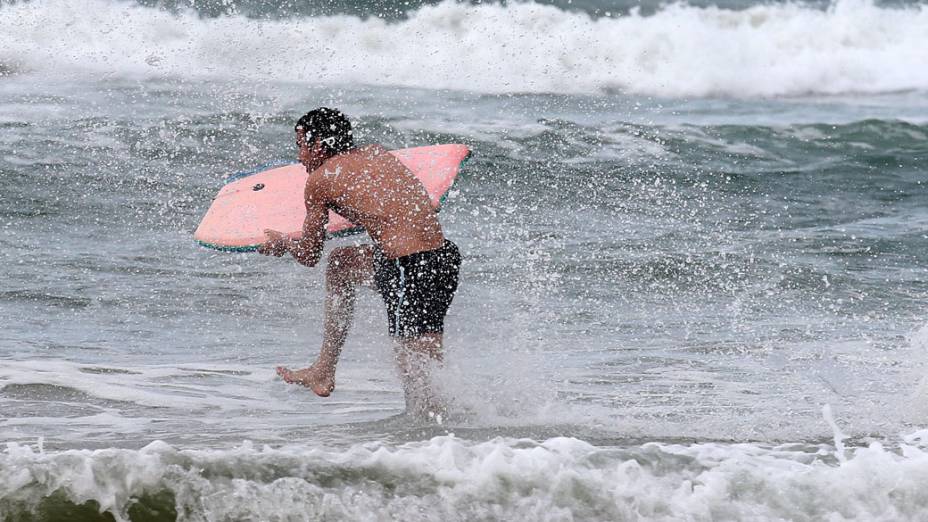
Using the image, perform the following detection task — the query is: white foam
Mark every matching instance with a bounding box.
[910,322,928,353]
[907,322,928,419]
[0,359,271,410]
[1,0,926,97]
[5,435,928,521]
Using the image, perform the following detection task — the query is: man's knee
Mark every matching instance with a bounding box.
[328,246,359,268]
[326,246,371,291]
[326,247,354,287]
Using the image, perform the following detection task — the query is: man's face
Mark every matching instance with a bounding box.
[296,130,325,172]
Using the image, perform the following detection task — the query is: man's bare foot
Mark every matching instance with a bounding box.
[276,364,335,397]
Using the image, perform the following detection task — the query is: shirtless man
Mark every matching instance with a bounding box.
[258,108,461,416]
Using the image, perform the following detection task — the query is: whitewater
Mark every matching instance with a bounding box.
[0,0,927,97]
[6,430,928,521]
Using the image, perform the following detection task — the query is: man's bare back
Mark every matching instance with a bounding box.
[311,144,444,259]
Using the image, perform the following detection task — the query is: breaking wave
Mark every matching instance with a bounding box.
[1,0,927,97]
[5,433,928,521]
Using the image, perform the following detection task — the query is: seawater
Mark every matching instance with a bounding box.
[2,0,928,520]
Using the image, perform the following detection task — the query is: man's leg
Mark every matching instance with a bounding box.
[394,332,445,417]
[277,245,373,396]
[391,241,460,417]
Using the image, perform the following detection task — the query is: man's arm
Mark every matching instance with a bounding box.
[288,178,328,267]
[257,178,328,266]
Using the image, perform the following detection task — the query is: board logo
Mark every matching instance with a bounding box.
[252,183,265,191]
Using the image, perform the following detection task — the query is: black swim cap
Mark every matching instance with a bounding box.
[295,107,354,155]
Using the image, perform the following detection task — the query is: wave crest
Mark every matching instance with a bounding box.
[1,0,927,97]
[5,435,928,521]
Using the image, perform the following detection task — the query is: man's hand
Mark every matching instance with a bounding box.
[257,229,290,257]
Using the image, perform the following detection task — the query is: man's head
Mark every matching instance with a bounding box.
[295,107,353,172]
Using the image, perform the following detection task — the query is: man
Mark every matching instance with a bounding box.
[258,108,461,416]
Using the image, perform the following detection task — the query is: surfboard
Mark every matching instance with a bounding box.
[194,144,470,251]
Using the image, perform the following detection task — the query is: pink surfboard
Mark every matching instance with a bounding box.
[194,144,470,251]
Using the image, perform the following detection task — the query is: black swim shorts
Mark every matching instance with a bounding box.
[373,240,461,337]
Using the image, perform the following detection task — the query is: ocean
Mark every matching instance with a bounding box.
[2,0,928,520]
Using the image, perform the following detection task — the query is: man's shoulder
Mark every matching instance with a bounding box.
[303,165,330,201]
